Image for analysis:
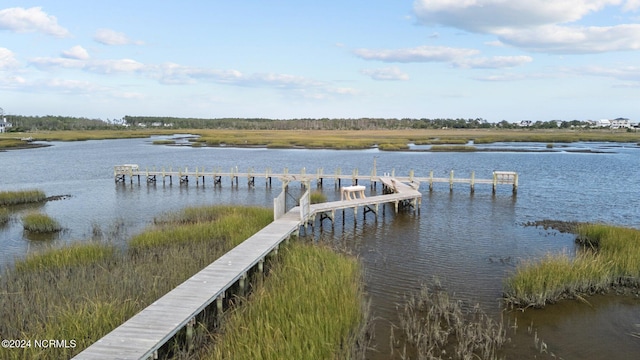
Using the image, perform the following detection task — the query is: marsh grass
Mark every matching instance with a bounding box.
[0,205,272,359]
[0,189,46,206]
[202,241,366,360]
[309,191,327,204]
[152,139,176,145]
[0,208,9,225]
[504,224,640,308]
[14,242,116,272]
[0,138,27,149]
[398,284,506,360]
[430,145,477,152]
[22,212,62,233]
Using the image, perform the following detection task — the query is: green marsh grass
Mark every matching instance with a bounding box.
[152,139,176,145]
[309,190,327,204]
[14,242,116,272]
[203,241,365,360]
[22,212,62,233]
[504,224,640,308]
[0,205,272,359]
[0,138,27,149]
[0,189,46,206]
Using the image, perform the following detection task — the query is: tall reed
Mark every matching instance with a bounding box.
[399,284,506,359]
[202,241,365,359]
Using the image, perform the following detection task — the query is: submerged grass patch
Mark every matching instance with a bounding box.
[504,224,640,308]
[0,189,46,206]
[429,145,477,152]
[203,241,365,360]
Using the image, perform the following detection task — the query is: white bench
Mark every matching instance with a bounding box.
[340,185,366,201]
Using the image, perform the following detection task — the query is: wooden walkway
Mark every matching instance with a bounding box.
[74,179,421,360]
[114,165,518,194]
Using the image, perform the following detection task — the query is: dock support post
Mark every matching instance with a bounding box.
[429,170,434,191]
[470,171,475,193]
[216,294,225,324]
[239,273,247,297]
[449,170,454,192]
[258,258,264,273]
[492,172,497,194]
[513,173,518,195]
[186,317,196,352]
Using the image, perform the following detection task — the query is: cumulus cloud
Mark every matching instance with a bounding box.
[94,28,144,45]
[30,56,145,75]
[413,0,640,54]
[0,7,70,37]
[354,45,479,62]
[61,46,90,60]
[497,24,640,53]
[361,67,410,80]
[0,47,19,69]
[413,0,618,32]
[453,55,533,69]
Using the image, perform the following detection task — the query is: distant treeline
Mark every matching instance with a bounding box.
[5,115,594,131]
[123,116,497,130]
[6,115,115,131]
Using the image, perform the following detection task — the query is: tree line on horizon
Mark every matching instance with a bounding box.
[3,114,595,132]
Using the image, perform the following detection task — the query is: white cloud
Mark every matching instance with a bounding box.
[413,0,619,32]
[497,24,640,53]
[0,7,70,37]
[354,45,479,62]
[413,0,640,54]
[61,46,90,60]
[453,55,533,69]
[623,0,640,11]
[361,67,410,80]
[0,47,19,69]
[94,28,143,45]
[41,78,108,94]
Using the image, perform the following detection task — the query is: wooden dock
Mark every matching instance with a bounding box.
[74,178,422,360]
[114,165,518,194]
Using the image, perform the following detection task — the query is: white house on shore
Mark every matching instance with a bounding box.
[0,117,12,133]
[610,118,632,129]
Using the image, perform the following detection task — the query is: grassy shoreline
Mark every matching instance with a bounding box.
[0,205,367,359]
[3,128,639,151]
[504,224,640,308]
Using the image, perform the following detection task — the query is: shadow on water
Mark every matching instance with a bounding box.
[503,295,640,360]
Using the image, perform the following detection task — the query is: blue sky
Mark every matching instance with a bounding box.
[1,1,639,122]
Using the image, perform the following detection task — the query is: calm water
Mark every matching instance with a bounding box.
[1,137,639,359]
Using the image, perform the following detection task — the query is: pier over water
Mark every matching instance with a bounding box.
[74,165,517,359]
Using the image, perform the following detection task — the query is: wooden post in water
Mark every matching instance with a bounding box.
[470,171,475,193]
[513,173,518,194]
[429,170,434,191]
[449,170,454,192]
